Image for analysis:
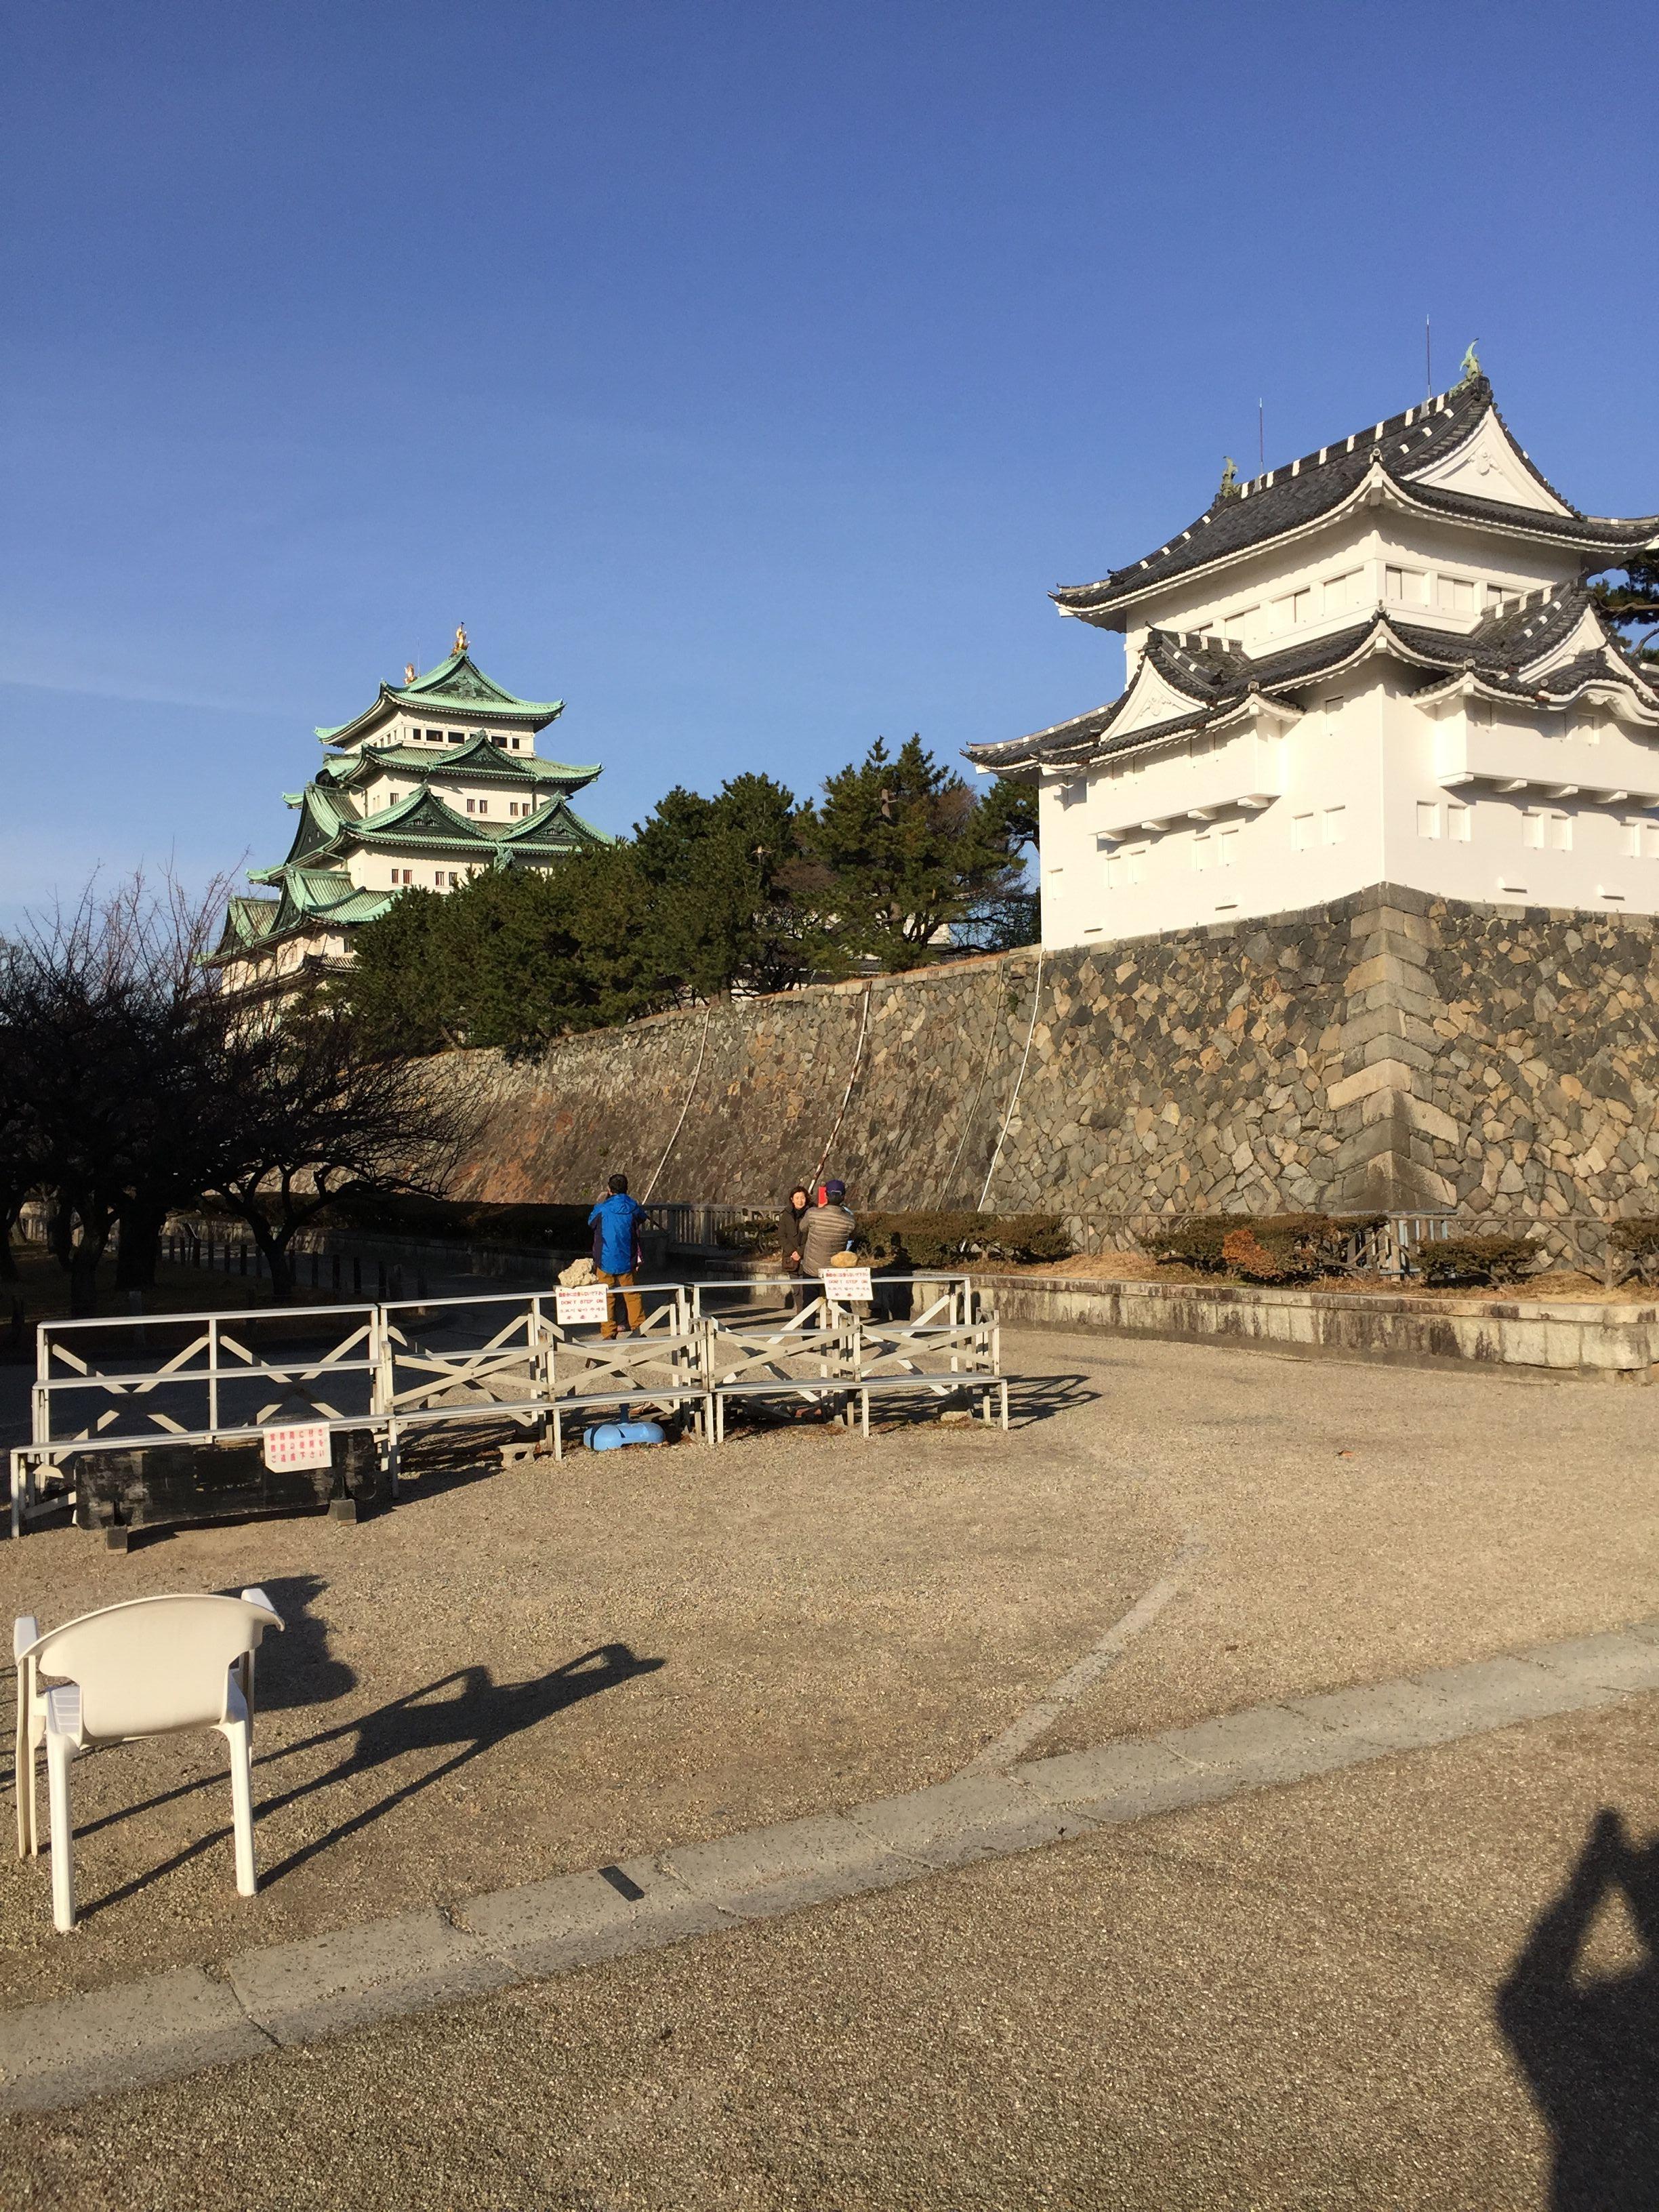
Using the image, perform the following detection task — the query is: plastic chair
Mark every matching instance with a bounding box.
[14,1589,284,1933]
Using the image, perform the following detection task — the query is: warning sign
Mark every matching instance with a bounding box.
[555,1285,611,1326]
[262,1422,333,1472]
[821,1268,874,1303]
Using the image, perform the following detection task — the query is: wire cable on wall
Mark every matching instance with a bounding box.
[938,951,1015,1210]
[812,983,873,1185]
[642,1005,713,1202]
[977,948,1045,1211]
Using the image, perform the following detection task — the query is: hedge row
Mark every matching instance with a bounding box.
[1139,1213,1385,1284]
[1139,1213,1544,1288]
[854,1211,1073,1268]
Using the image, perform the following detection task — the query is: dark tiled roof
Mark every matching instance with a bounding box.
[967,586,1659,776]
[1054,377,1658,621]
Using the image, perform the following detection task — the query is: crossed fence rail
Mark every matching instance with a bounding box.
[8,1275,1006,1534]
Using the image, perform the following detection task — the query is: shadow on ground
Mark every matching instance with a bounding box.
[79,1641,664,1919]
[1499,1808,1659,2211]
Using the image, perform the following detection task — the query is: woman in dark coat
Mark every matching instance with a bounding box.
[780,1183,811,1308]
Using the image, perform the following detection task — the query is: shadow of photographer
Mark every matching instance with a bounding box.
[1498,1808,1659,2210]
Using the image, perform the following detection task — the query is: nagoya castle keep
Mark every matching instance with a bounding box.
[970,364,1659,946]
[212,628,608,992]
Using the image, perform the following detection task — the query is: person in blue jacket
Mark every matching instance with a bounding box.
[588,1172,645,1338]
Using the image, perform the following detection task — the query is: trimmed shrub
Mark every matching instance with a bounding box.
[1141,1213,1383,1282]
[1414,1233,1538,1288]
[1607,1217,1659,1286]
[854,1210,1073,1268]
[1220,1214,1359,1284]
[1139,1218,1232,1273]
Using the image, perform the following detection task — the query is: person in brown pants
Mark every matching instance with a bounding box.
[588,1172,646,1338]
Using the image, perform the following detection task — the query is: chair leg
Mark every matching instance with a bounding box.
[15,1694,31,1859]
[222,1717,258,1897]
[46,1731,76,1933]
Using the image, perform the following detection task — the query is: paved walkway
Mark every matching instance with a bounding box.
[7,1613,1659,2116]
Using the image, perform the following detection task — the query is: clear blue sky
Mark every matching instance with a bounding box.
[3,1,1653,929]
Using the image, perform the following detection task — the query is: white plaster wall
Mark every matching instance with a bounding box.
[1036,466,1648,947]
[1040,675,1659,949]
[1116,504,1583,672]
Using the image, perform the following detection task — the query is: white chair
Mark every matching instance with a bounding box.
[14,1589,284,1933]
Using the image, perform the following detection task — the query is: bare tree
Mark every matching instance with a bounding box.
[0,871,480,1314]
[201,991,481,1300]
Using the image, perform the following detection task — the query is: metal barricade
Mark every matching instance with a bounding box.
[8,1275,1008,1531]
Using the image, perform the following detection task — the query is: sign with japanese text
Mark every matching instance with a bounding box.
[262,1422,333,1473]
[555,1285,611,1326]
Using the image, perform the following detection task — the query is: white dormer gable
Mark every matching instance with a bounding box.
[1111,654,1206,739]
[1406,408,1574,518]
[1523,603,1614,680]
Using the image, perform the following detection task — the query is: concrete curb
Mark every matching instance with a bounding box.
[6,1618,1659,2114]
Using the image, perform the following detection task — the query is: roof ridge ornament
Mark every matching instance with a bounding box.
[1456,341,1481,390]
[453,623,469,655]
[1216,457,1240,502]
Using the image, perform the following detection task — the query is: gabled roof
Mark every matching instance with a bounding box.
[1054,376,1659,628]
[493,792,614,851]
[250,773,613,883]
[316,730,601,792]
[205,870,394,968]
[968,585,1659,778]
[315,649,567,747]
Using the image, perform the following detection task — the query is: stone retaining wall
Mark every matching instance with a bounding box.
[977,1273,1659,1380]
[441,883,1659,1256]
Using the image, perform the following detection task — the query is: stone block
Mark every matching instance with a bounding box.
[0,1968,269,2114]
[226,1908,513,2045]
[663,1814,913,1918]
[459,1864,729,1976]
[846,1774,1097,1868]
[1017,1738,1223,1820]
[1519,1633,1659,1696]
[1284,1679,1476,1750]
[1155,1703,1368,1787]
[1408,1656,1586,1727]
[1326,1058,1415,1111]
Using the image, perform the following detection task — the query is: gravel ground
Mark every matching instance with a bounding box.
[5,1325,1657,2025]
[7,1698,1659,2210]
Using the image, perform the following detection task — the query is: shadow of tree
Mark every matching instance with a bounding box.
[1498,1808,1659,2210]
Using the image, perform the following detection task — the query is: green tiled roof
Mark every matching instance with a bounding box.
[317,731,600,792]
[315,651,565,747]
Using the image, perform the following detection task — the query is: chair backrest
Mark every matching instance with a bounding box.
[24,1594,281,1741]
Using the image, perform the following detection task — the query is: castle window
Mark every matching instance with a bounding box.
[1323,571,1362,613]
[1216,826,1238,867]
[1292,813,1315,851]
[1449,804,1471,842]
[1191,832,1209,872]
[1322,807,1345,846]
[1385,566,1426,606]
[1417,802,1441,840]
[1439,575,1477,615]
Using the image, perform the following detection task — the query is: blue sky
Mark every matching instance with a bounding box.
[3,1,1654,928]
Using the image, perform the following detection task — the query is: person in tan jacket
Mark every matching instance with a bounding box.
[798,1180,855,1281]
